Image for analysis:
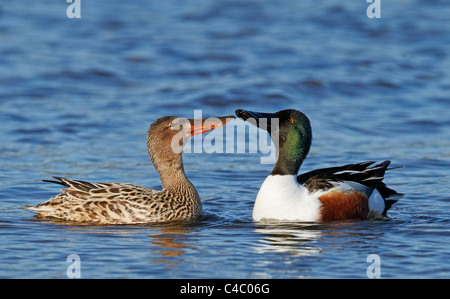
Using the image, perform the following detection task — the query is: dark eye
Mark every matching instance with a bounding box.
[289,118,295,124]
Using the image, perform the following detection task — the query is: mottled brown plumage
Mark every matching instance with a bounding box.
[29,115,234,224]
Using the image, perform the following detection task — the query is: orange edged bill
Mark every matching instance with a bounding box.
[189,115,235,136]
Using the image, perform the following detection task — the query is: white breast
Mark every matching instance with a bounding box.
[252,175,322,222]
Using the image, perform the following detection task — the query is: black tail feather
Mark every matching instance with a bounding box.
[42,176,68,187]
[377,181,404,199]
[383,199,399,216]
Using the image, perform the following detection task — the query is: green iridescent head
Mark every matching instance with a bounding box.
[235,109,312,175]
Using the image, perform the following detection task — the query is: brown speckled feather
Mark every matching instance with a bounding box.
[29,115,234,224]
[31,177,201,224]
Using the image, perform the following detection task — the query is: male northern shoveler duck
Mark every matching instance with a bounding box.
[235,109,402,222]
[29,114,235,224]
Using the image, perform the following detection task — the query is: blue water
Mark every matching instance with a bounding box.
[1,0,450,278]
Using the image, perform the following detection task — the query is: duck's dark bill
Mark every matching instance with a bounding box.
[235,109,276,131]
[189,115,235,136]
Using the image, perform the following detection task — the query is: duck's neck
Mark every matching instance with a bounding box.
[270,149,307,176]
[148,145,195,192]
[158,156,193,190]
[270,132,311,176]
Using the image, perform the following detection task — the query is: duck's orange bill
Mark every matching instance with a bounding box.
[189,115,235,136]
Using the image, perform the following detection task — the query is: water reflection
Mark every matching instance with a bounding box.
[34,218,197,272]
[253,222,324,256]
[33,217,195,261]
[149,224,195,258]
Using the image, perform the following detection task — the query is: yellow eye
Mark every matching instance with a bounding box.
[289,118,295,124]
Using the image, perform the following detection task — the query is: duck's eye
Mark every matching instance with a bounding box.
[289,118,295,124]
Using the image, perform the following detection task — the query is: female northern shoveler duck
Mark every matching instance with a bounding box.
[29,114,235,224]
[235,109,402,222]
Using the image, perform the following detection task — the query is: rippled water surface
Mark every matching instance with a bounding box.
[1,0,450,278]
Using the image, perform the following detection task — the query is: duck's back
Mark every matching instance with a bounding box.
[29,177,201,224]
